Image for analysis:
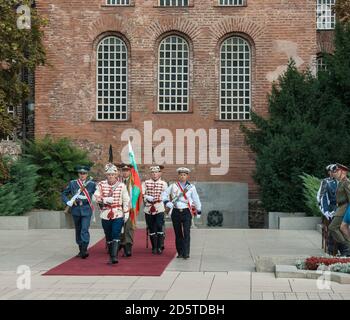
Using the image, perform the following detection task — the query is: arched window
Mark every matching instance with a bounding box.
[96,36,128,121]
[158,35,189,112]
[220,36,251,120]
[317,54,327,73]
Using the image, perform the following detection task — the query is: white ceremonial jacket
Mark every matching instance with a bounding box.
[93,180,130,220]
[142,179,168,215]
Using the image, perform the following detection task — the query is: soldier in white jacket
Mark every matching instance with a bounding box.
[93,163,130,264]
[142,165,168,254]
[162,167,201,259]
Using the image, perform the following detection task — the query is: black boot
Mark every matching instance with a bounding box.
[81,243,89,259]
[107,241,112,256]
[157,233,164,254]
[76,245,82,257]
[108,240,119,264]
[150,234,157,254]
[125,243,132,257]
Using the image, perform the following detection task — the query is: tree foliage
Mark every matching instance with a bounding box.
[0,0,46,137]
[335,0,350,24]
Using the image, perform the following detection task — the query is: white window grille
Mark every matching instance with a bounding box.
[96,36,128,121]
[317,0,336,30]
[219,0,245,6]
[159,0,188,6]
[158,35,189,112]
[220,36,251,120]
[317,55,327,72]
[106,0,130,5]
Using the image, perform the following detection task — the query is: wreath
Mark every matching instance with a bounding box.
[207,210,223,227]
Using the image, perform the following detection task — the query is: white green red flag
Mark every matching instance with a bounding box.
[128,140,142,225]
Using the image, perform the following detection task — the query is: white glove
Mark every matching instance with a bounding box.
[145,195,154,202]
[103,197,114,204]
[66,200,74,207]
[124,212,129,223]
[323,211,331,220]
[166,202,174,209]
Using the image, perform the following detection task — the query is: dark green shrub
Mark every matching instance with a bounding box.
[23,135,93,210]
[0,158,39,216]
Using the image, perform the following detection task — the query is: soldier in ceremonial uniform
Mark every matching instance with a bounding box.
[329,163,350,256]
[119,163,135,257]
[162,167,201,260]
[61,165,96,259]
[142,165,168,254]
[317,164,338,254]
[93,163,130,264]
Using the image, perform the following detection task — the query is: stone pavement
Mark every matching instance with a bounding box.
[0,228,349,300]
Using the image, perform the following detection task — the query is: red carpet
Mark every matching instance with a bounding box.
[43,228,176,276]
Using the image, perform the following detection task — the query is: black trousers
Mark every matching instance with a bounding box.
[145,212,164,235]
[171,208,192,257]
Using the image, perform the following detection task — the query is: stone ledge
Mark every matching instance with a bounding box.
[275,264,350,284]
[279,216,321,230]
[268,212,306,229]
[255,255,309,272]
[0,210,71,230]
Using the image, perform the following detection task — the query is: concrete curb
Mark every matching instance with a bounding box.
[275,264,350,284]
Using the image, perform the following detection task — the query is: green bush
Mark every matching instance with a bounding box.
[0,158,39,216]
[0,155,10,185]
[23,135,93,210]
[299,173,322,217]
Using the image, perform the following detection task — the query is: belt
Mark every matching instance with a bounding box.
[174,208,190,213]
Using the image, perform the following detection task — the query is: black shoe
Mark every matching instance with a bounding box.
[81,243,89,259]
[183,255,189,259]
[176,254,183,258]
[76,245,82,258]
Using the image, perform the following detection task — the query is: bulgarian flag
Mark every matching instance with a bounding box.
[128,140,142,226]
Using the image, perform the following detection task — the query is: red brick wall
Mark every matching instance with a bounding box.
[35,0,317,199]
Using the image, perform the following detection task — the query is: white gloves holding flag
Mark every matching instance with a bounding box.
[103,197,114,204]
[145,195,154,202]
